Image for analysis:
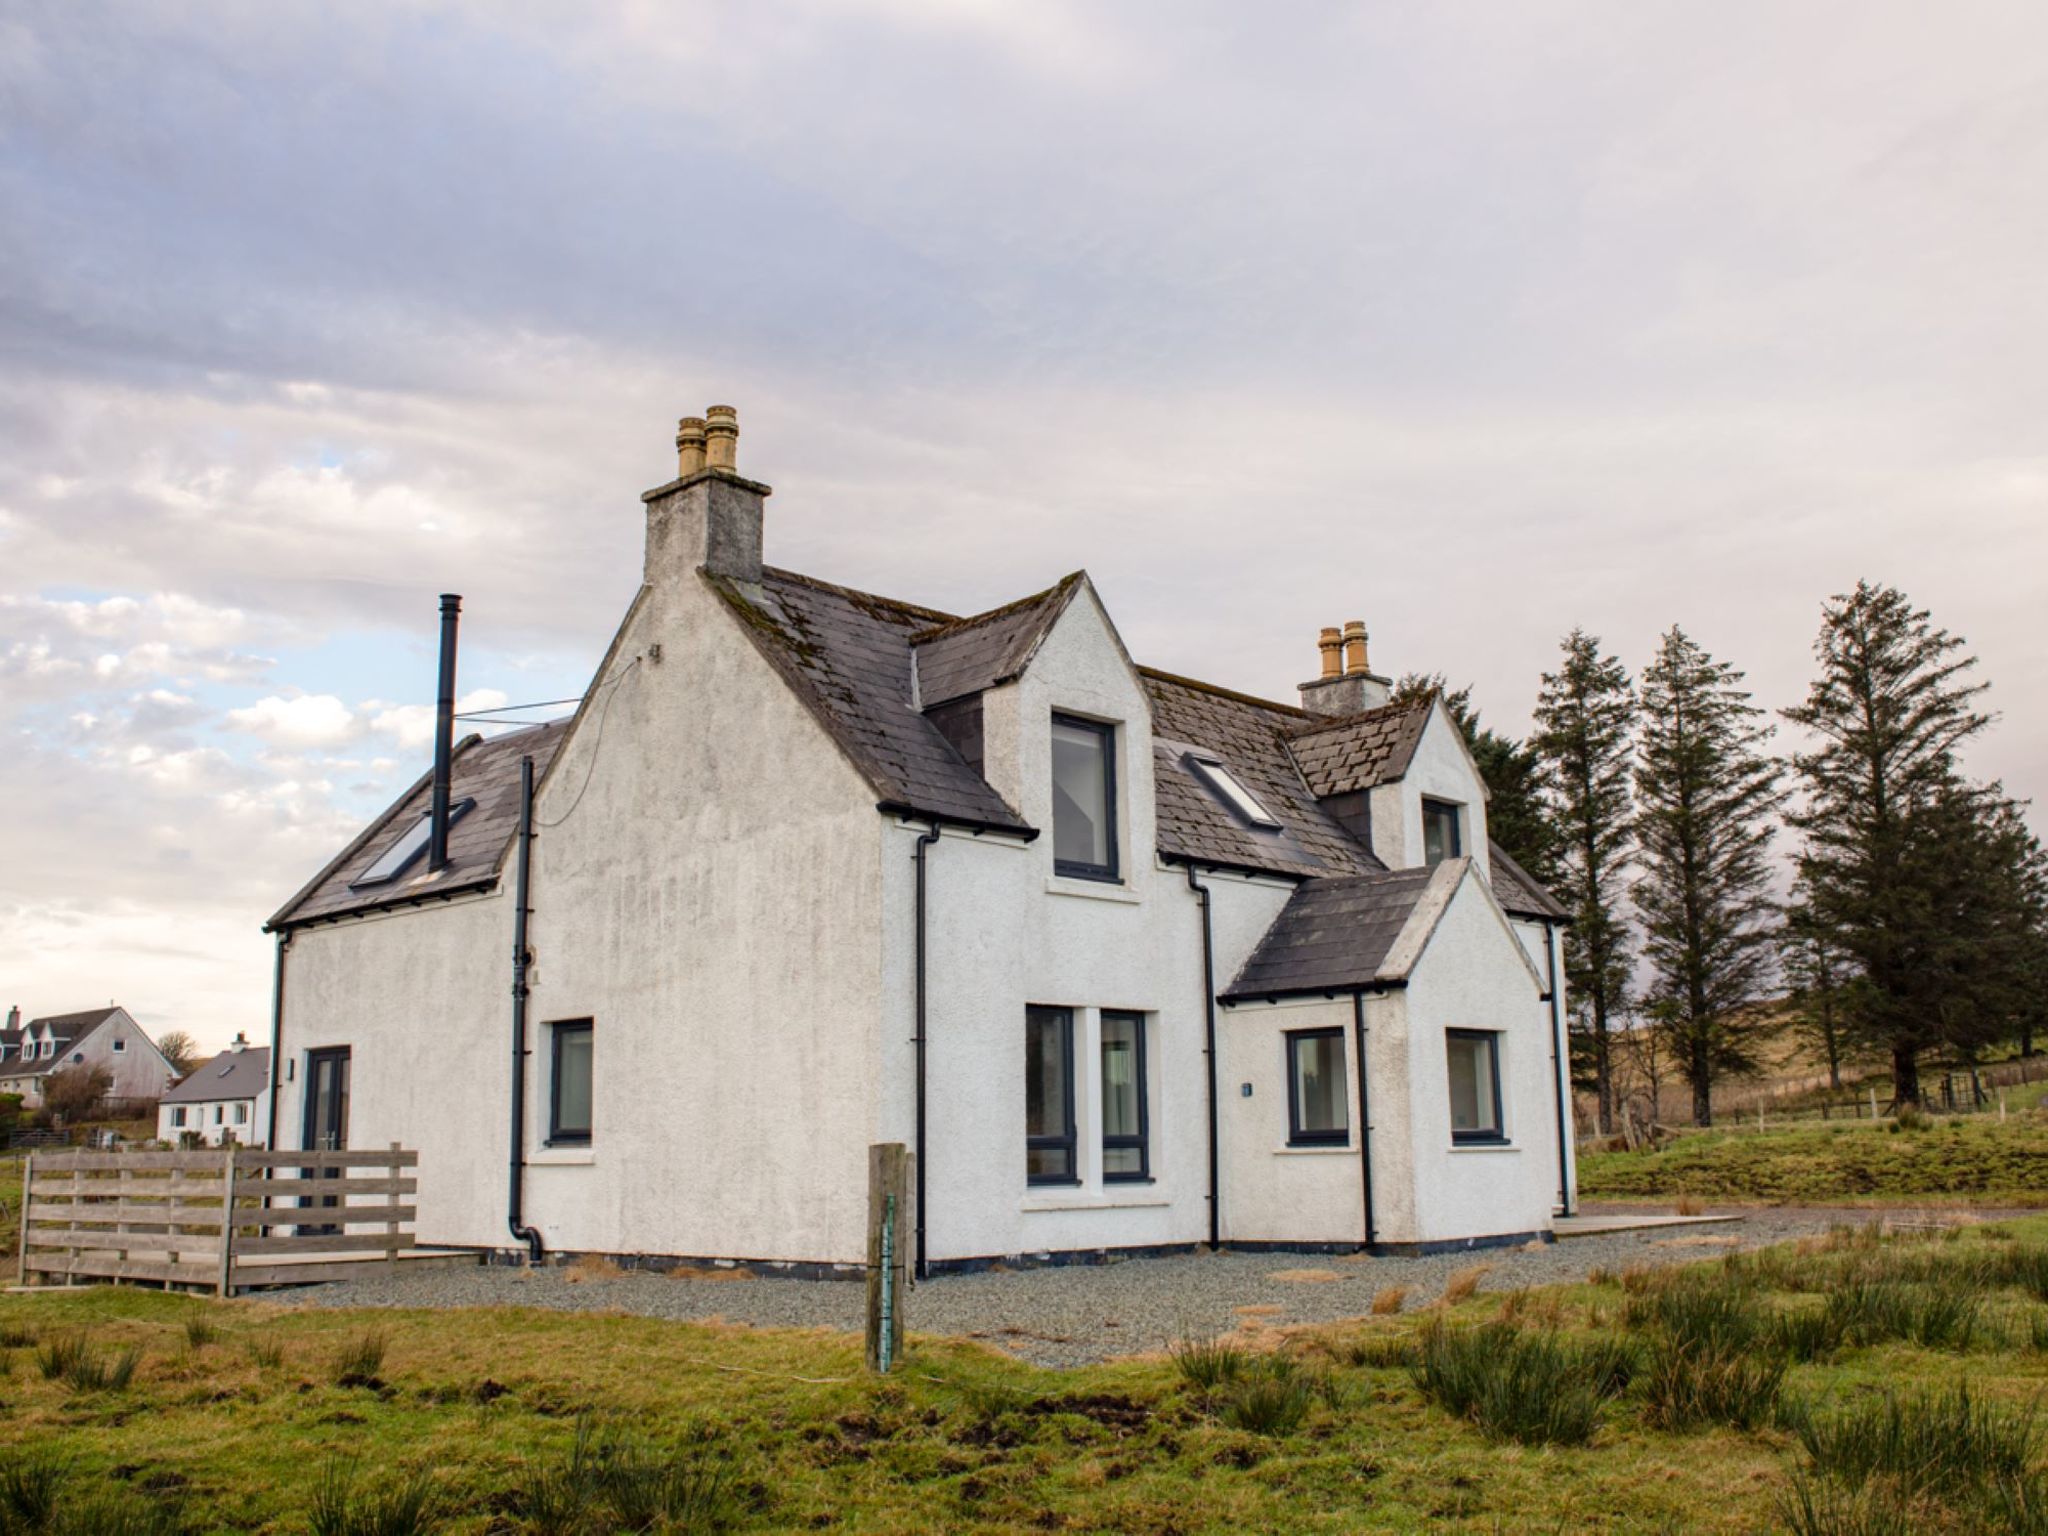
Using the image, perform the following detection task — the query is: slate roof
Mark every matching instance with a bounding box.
[1488,840,1570,921]
[163,1047,272,1105]
[0,1007,121,1068]
[268,721,569,929]
[1142,670,1384,880]
[706,568,1032,833]
[1222,867,1441,1000]
[1284,697,1433,798]
[912,574,1082,709]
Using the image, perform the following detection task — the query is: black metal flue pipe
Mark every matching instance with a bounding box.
[428,593,461,872]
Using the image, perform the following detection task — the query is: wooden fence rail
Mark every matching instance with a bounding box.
[17,1145,419,1296]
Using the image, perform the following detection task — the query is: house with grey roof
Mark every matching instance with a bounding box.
[157,1035,272,1147]
[0,1004,178,1111]
[263,407,1576,1275]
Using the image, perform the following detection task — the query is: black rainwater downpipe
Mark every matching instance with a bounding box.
[1185,864,1221,1250]
[913,822,941,1279]
[507,754,544,1263]
[1352,989,1377,1248]
[265,930,292,1152]
[1543,921,1574,1217]
[429,593,461,873]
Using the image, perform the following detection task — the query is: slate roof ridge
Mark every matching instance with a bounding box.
[23,1005,123,1034]
[1136,666,1312,721]
[759,564,957,627]
[908,571,1083,646]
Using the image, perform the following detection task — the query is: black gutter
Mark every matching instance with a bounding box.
[507,755,545,1263]
[1220,978,1408,1008]
[264,930,292,1151]
[1352,989,1377,1246]
[1184,864,1221,1250]
[876,800,1039,843]
[429,594,461,873]
[1542,920,1574,1217]
[912,822,941,1279]
[1159,850,1309,886]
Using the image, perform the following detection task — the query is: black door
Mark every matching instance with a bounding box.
[301,1048,351,1231]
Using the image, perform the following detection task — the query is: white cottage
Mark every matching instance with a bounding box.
[264,408,1576,1276]
[0,1004,178,1111]
[157,1036,271,1147]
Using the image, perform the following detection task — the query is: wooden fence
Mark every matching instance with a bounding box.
[17,1145,418,1296]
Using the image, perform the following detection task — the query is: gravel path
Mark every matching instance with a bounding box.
[277,1204,1997,1369]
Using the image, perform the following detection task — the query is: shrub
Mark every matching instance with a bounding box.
[1219,1359,1312,1437]
[1787,1381,2039,1503]
[1169,1330,1245,1392]
[332,1331,388,1385]
[309,1459,441,1536]
[1410,1321,1623,1447]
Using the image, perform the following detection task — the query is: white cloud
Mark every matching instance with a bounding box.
[225,693,359,749]
[366,688,509,752]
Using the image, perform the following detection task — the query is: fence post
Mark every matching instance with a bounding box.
[387,1142,402,1275]
[16,1152,31,1287]
[216,1146,238,1298]
[1869,1086,1879,1120]
[865,1142,910,1372]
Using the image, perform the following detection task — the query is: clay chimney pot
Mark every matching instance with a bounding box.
[675,416,707,478]
[704,404,738,471]
[1342,620,1369,676]
[1318,627,1343,679]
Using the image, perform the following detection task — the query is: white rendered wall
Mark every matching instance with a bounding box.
[156,1094,268,1147]
[1395,878,1559,1244]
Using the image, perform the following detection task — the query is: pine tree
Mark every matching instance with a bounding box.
[1781,581,1992,1105]
[1632,627,1786,1126]
[1391,672,1561,884]
[1531,631,1637,1135]
[1779,895,1850,1091]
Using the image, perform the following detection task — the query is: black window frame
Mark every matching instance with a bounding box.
[1285,1027,1351,1147]
[1100,1010,1151,1184]
[548,1019,594,1147]
[1422,797,1463,864]
[1050,713,1120,883]
[1025,1005,1079,1186]
[1446,1028,1507,1145]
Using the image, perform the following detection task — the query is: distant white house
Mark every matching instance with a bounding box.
[0,1005,178,1111]
[157,1036,272,1147]
[264,408,1576,1276]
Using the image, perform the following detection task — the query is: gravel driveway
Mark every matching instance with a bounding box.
[278,1204,1999,1369]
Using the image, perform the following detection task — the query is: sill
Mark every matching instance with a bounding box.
[530,1147,595,1166]
[1450,1140,1516,1153]
[1045,876,1140,905]
[1021,1188,1173,1212]
[1277,1143,1353,1156]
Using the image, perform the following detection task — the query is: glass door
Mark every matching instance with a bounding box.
[300,1048,351,1232]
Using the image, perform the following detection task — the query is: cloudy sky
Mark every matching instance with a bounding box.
[4,2,2044,1050]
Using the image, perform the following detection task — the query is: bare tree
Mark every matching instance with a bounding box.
[155,1030,201,1075]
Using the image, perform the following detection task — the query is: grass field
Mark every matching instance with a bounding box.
[1578,1111,2048,1205]
[5,1220,2048,1532]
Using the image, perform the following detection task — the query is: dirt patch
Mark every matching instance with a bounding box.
[1268,1268,1342,1285]
[662,1264,757,1283]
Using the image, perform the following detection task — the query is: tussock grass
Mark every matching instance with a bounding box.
[247,1336,285,1370]
[0,1449,192,1536]
[180,1316,218,1350]
[332,1330,388,1385]
[1786,1381,2039,1503]
[0,1322,36,1349]
[510,1416,738,1535]
[1441,1264,1491,1304]
[1624,1270,1785,1430]
[1370,1284,1409,1315]
[1217,1358,1312,1437]
[1167,1330,1245,1391]
[35,1333,139,1394]
[309,1459,441,1536]
[1411,1321,1629,1446]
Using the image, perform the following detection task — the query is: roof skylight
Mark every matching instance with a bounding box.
[1185,753,1282,831]
[349,798,476,889]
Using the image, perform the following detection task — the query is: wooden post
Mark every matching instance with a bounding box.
[216,1146,238,1298]
[1869,1086,1879,1120]
[386,1142,402,1275]
[865,1143,910,1372]
[16,1152,31,1287]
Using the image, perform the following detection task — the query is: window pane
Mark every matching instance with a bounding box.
[1102,1015,1141,1138]
[1025,1008,1070,1141]
[1051,719,1111,870]
[1424,800,1460,864]
[1103,1145,1144,1177]
[556,1029,593,1137]
[1292,1033,1349,1137]
[1447,1034,1498,1135]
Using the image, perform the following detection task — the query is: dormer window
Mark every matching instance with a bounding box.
[1423,798,1462,865]
[350,798,476,889]
[1185,753,1281,831]
[1051,715,1118,881]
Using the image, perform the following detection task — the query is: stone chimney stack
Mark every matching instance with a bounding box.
[229,1032,248,1052]
[1297,617,1392,717]
[644,403,770,585]
[5,1004,17,1031]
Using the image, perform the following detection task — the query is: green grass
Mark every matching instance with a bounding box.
[4,1223,2048,1532]
[1577,1112,2048,1203]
